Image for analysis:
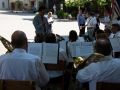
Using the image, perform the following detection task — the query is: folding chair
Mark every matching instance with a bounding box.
[1,79,36,90]
[97,82,120,90]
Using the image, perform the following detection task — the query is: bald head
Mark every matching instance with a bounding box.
[94,39,112,56]
[11,30,27,48]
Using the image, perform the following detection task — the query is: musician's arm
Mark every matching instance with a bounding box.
[76,65,93,83]
[33,15,43,30]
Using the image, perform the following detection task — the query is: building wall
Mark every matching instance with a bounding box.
[0,0,9,10]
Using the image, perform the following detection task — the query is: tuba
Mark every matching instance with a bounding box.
[74,53,104,69]
[0,35,13,53]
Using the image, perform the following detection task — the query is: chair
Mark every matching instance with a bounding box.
[44,60,66,90]
[97,82,120,90]
[0,79,36,90]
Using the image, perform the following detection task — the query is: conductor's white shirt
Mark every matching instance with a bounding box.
[0,49,49,90]
[77,55,120,90]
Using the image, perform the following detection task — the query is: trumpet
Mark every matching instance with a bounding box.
[74,53,104,69]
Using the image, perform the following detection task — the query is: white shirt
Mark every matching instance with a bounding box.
[86,16,96,28]
[77,55,120,90]
[0,49,49,90]
[104,16,110,26]
[118,20,120,25]
[114,31,120,38]
[47,48,69,78]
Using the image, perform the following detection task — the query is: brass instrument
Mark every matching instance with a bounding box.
[74,53,104,69]
[0,35,13,52]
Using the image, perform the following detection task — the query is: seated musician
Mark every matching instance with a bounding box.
[0,30,49,90]
[68,30,78,42]
[45,33,70,90]
[76,39,120,90]
[34,33,44,43]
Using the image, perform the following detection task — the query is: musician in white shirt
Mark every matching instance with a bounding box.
[111,23,120,38]
[0,30,49,90]
[45,33,70,90]
[77,39,120,90]
[103,11,110,28]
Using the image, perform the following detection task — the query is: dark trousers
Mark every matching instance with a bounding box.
[48,70,70,90]
[82,82,89,90]
[79,24,85,37]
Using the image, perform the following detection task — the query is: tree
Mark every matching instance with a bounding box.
[15,0,23,10]
[65,0,111,8]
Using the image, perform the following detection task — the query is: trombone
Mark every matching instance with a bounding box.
[74,53,104,69]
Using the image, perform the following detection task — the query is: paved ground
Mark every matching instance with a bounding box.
[0,10,114,55]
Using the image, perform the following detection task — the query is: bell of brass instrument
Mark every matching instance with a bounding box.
[0,35,13,52]
[74,53,104,69]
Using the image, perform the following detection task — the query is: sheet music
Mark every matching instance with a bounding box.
[81,42,93,46]
[76,46,93,57]
[68,42,81,57]
[109,38,120,52]
[59,41,66,53]
[42,43,59,64]
[28,43,42,59]
[77,37,85,42]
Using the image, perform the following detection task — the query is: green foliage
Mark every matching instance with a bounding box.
[65,0,111,8]
[71,11,77,17]
[56,10,65,18]
[39,1,45,7]
[15,0,23,10]
[63,12,68,17]
[89,1,98,12]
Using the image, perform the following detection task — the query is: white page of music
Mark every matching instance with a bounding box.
[76,46,93,57]
[81,42,93,46]
[77,37,85,42]
[68,42,81,57]
[59,41,66,53]
[42,43,58,64]
[28,43,42,59]
[109,38,120,52]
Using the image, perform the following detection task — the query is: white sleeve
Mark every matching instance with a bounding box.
[76,66,93,83]
[35,60,49,87]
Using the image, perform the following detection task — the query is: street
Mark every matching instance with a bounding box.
[0,10,106,55]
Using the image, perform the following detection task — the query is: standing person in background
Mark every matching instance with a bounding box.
[77,9,85,37]
[103,11,110,28]
[33,6,49,35]
[47,12,54,33]
[53,4,56,15]
[85,12,97,41]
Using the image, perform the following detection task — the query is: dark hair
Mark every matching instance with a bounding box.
[112,23,120,31]
[104,28,111,35]
[34,33,44,43]
[69,30,78,42]
[96,29,104,35]
[38,6,46,11]
[11,31,27,48]
[45,33,56,43]
[116,16,120,20]
[94,39,112,56]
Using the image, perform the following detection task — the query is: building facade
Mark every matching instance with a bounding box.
[0,0,9,10]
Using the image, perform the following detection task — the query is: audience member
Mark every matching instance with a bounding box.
[33,6,49,34]
[111,23,120,38]
[77,9,85,36]
[34,33,44,43]
[103,11,110,28]
[45,33,70,90]
[77,39,120,90]
[47,12,54,33]
[0,30,49,90]
[85,12,97,41]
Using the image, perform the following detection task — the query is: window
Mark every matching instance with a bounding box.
[2,2,5,8]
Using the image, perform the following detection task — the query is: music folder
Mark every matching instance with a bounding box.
[28,42,59,64]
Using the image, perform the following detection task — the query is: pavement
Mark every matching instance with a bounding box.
[0,10,118,55]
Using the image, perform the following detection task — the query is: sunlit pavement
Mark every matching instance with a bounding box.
[0,10,117,55]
